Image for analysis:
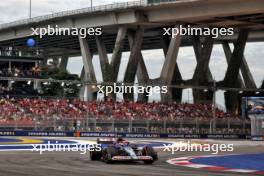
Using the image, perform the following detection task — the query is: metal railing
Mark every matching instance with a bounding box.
[0,0,147,30]
[0,0,188,31]
[0,117,251,135]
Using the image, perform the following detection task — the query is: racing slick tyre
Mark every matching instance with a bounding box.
[90,151,102,161]
[102,146,117,164]
[142,146,158,164]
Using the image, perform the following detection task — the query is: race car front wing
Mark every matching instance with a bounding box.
[111,155,153,161]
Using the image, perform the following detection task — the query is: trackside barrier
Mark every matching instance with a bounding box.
[0,131,74,137]
[0,131,253,139]
[251,136,264,141]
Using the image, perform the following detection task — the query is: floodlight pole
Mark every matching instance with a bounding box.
[242,97,246,134]
[187,89,190,103]
[212,79,217,133]
[29,0,32,19]
[91,0,93,8]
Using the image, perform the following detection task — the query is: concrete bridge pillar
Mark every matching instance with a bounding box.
[161,34,183,103]
[79,35,97,101]
[192,36,213,81]
[95,35,109,81]
[192,35,214,103]
[95,35,115,100]
[241,57,257,89]
[93,26,128,101]
[136,57,150,102]
[223,29,249,114]
[94,26,129,101]
[110,26,127,82]
[160,25,182,102]
[223,40,256,89]
[222,41,245,88]
[127,30,149,102]
[123,27,145,101]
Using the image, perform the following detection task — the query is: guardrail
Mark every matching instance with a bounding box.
[0,118,251,135]
[0,0,186,31]
[0,0,147,30]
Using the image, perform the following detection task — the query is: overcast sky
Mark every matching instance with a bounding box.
[0,0,263,107]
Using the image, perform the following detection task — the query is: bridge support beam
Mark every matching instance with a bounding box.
[223,40,257,89]
[161,34,183,103]
[79,35,97,101]
[192,35,214,103]
[241,57,257,89]
[192,36,213,82]
[136,56,149,102]
[93,26,128,100]
[127,30,149,102]
[123,27,145,101]
[110,26,127,82]
[223,29,249,114]
[94,26,130,101]
[160,25,182,102]
[95,35,116,100]
[96,35,109,82]
[222,41,245,88]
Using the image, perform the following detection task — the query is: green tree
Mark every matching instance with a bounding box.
[41,67,80,97]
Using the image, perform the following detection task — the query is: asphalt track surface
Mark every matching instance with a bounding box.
[0,139,263,176]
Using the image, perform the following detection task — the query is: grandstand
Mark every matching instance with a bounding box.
[0,97,250,134]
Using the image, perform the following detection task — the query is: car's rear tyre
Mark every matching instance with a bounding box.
[103,146,117,164]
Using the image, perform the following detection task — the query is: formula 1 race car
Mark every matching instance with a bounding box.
[90,137,158,164]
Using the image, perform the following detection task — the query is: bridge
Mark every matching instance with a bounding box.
[0,0,264,113]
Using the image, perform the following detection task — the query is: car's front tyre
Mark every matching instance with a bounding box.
[142,146,158,164]
[90,151,102,161]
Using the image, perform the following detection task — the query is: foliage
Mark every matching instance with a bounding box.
[41,67,80,97]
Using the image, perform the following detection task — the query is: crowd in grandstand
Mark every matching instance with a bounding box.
[0,97,249,134]
[0,98,236,120]
[86,100,235,121]
[0,98,240,120]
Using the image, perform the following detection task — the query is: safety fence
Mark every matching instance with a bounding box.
[0,118,250,135]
